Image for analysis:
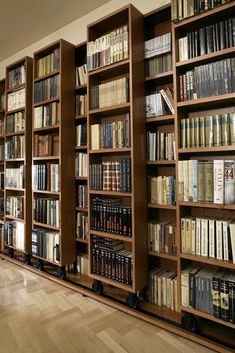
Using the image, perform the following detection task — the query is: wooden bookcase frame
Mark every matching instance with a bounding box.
[0,79,5,250]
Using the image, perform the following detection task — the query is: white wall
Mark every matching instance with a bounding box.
[0,0,170,78]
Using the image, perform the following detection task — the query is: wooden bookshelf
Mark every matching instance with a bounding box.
[87,4,147,301]
[4,57,33,258]
[32,39,75,273]
[0,79,5,231]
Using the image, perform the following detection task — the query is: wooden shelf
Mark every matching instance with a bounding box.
[33,156,60,161]
[75,84,87,91]
[3,243,25,252]
[149,250,178,260]
[142,302,181,324]
[180,305,235,330]
[75,176,88,181]
[179,146,235,154]
[90,229,133,243]
[148,203,176,210]
[33,221,59,231]
[5,187,25,192]
[33,190,60,195]
[89,190,132,197]
[5,130,25,137]
[75,145,87,150]
[89,102,130,116]
[145,115,174,124]
[32,254,61,266]
[6,83,25,94]
[34,96,60,108]
[89,147,131,154]
[6,107,25,115]
[5,158,24,162]
[34,69,60,82]
[147,160,176,165]
[179,201,235,210]
[88,59,129,78]
[76,238,89,244]
[5,215,24,222]
[75,207,88,212]
[75,114,87,120]
[180,253,235,270]
[89,273,133,292]
[33,125,60,132]
[145,70,173,83]
[177,93,235,110]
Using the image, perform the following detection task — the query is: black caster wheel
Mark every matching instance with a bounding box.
[127,292,139,309]
[35,260,44,271]
[23,253,31,265]
[182,312,199,333]
[58,266,66,280]
[82,294,87,297]
[7,248,14,258]
[92,280,103,295]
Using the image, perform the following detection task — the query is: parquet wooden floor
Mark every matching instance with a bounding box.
[0,259,215,353]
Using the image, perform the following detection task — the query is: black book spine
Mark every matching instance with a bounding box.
[212,275,221,318]
[229,280,235,323]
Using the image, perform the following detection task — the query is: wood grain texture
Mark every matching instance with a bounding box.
[0,259,216,353]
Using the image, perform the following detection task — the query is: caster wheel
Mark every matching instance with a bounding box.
[92,280,103,295]
[127,292,139,309]
[82,294,87,297]
[36,260,44,271]
[182,312,199,333]
[58,266,66,280]
[23,253,31,265]
[7,248,14,258]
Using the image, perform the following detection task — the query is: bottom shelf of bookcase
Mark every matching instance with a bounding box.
[90,273,134,292]
[180,305,235,329]
[4,243,25,253]
[33,254,61,267]
[142,302,181,324]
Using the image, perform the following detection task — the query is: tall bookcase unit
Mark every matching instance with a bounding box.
[173,1,235,348]
[143,4,181,323]
[74,42,89,282]
[4,57,33,261]
[32,40,75,277]
[87,4,147,305]
[0,79,5,248]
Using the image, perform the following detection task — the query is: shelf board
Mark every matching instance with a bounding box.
[76,238,89,244]
[6,107,25,115]
[75,114,87,120]
[176,47,235,69]
[177,93,235,110]
[34,97,60,108]
[149,250,178,260]
[179,145,235,153]
[5,187,25,192]
[145,115,174,124]
[33,221,59,231]
[180,305,235,329]
[90,229,133,243]
[89,273,133,292]
[75,145,88,150]
[34,69,60,82]
[33,125,60,132]
[88,59,129,77]
[4,243,25,252]
[33,190,60,195]
[148,203,176,210]
[5,215,24,222]
[75,207,88,212]
[75,176,88,181]
[0,189,4,192]
[89,190,132,197]
[32,254,60,266]
[145,70,173,83]
[5,130,25,137]
[33,156,60,161]
[0,109,5,114]
[180,253,235,270]
[75,84,87,91]
[5,158,24,162]
[89,102,130,116]
[142,302,181,324]
[147,160,176,165]
[89,147,131,154]
[6,83,25,94]
[179,201,235,210]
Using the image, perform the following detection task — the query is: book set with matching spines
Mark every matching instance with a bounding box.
[34,134,59,157]
[3,221,25,251]
[33,197,59,227]
[75,94,87,116]
[77,184,87,209]
[6,112,25,133]
[147,131,176,161]
[34,102,59,129]
[32,229,60,263]
[76,123,87,147]
[148,175,176,206]
[5,166,24,189]
[32,163,60,192]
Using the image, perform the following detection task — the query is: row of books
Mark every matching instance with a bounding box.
[75,94,87,116]
[0,94,5,110]
[179,58,235,101]
[3,221,25,251]
[6,196,24,219]
[0,198,3,216]
[91,115,130,150]
[77,185,87,209]
[144,32,171,59]
[0,173,4,189]
[179,17,235,61]
[33,198,59,227]
[0,145,4,161]
[178,159,235,204]
[7,88,25,111]
[0,120,3,136]
[171,0,231,22]
[76,212,88,240]
[147,131,176,161]
[90,78,129,110]
[32,163,60,192]
[77,253,89,275]
[36,47,60,78]
[148,176,176,206]
[145,53,172,77]
[5,166,24,189]
[148,221,176,255]
[145,87,174,118]
[34,134,59,157]
[32,229,60,263]
[5,136,25,159]
[6,112,25,133]
[34,75,60,103]
[8,64,25,89]
[92,236,132,285]
[181,264,235,323]
[34,102,59,128]
[75,64,87,86]
[148,268,179,312]
[180,113,235,148]
[87,25,128,71]
[89,159,131,192]
[76,123,87,147]
[91,198,132,237]
[75,152,88,178]
[181,217,235,262]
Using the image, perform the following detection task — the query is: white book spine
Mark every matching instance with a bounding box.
[213,160,224,204]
